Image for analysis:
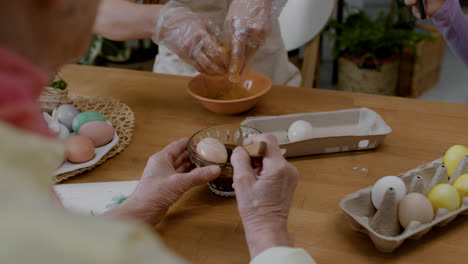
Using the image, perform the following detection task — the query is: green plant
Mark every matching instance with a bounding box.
[49,73,68,90]
[79,35,157,66]
[326,4,433,62]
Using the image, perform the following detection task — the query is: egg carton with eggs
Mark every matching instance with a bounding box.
[241,108,391,158]
[339,157,468,253]
[43,104,119,176]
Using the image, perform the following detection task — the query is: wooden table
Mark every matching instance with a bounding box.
[62,65,468,264]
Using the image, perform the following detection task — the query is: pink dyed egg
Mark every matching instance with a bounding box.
[78,121,115,147]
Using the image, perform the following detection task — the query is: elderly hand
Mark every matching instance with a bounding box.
[231,134,298,259]
[224,0,286,82]
[404,0,445,19]
[105,138,220,226]
[152,1,229,75]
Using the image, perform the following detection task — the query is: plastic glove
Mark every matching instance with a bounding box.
[404,0,445,19]
[224,0,287,82]
[153,1,229,75]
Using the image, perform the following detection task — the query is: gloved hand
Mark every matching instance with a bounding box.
[224,0,286,82]
[152,1,229,75]
[404,0,445,19]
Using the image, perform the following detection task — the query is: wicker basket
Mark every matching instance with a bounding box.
[397,24,446,98]
[338,54,400,96]
[39,86,73,113]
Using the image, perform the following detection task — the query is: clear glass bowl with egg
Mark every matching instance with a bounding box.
[187,124,262,196]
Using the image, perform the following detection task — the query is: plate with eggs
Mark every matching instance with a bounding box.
[241,107,391,158]
[43,104,119,176]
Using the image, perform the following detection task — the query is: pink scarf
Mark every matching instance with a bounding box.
[0,46,54,137]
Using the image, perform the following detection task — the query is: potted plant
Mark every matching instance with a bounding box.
[39,73,73,113]
[327,5,432,95]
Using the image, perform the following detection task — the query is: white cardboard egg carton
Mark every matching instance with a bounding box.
[241,108,392,158]
[340,156,468,253]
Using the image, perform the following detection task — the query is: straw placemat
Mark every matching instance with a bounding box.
[55,95,135,183]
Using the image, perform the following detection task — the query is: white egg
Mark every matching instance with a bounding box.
[53,104,79,132]
[288,120,314,142]
[371,176,407,209]
[196,137,228,164]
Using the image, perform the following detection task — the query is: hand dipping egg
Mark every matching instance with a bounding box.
[196,138,228,164]
[66,136,95,163]
[288,120,314,142]
[371,176,407,209]
[398,193,434,228]
[78,121,115,147]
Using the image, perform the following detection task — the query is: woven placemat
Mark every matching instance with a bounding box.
[55,95,135,183]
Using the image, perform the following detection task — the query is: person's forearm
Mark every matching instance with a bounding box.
[432,0,468,66]
[243,220,294,259]
[94,0,162,41]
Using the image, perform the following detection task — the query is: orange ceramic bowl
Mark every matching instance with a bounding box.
[188,70,272,115]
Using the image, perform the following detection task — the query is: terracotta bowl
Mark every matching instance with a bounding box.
[187,70,272,115]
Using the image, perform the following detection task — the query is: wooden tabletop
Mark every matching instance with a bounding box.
[62,65,468,264]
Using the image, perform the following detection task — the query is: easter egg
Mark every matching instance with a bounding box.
[444,145,468,178]
[65,136,95,163]
[427,184,461,212]
[398,193,434,228]
[288,120,314,143]
[53,104,79,132]
[196,138,228,164]
[78,121,115,147]
[452,173,468,202]
[371,176,407,209]
[72,111,106,133]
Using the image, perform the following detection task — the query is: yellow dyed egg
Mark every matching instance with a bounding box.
[444,145,468,178]
[452,173,468,202]
[427,184,461,212]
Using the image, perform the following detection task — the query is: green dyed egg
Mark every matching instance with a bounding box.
[72,111,106,133]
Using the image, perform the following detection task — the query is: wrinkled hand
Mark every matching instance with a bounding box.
[404,0,445,19]
[231,134,298,258]
[152,1,229,75]
[105,138,220,225]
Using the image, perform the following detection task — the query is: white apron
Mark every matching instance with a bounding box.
[153,0,302,87]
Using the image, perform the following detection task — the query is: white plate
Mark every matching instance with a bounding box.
[54,132,119,175]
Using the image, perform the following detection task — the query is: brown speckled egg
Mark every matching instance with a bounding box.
[78,121,115,147]
[66,136,95,163]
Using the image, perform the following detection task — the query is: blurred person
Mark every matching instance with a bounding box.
[0,0,315,263]
[405,0,468,66]
[94,0,302,86]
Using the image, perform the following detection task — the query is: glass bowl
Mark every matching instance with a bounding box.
[187,124,262,196]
